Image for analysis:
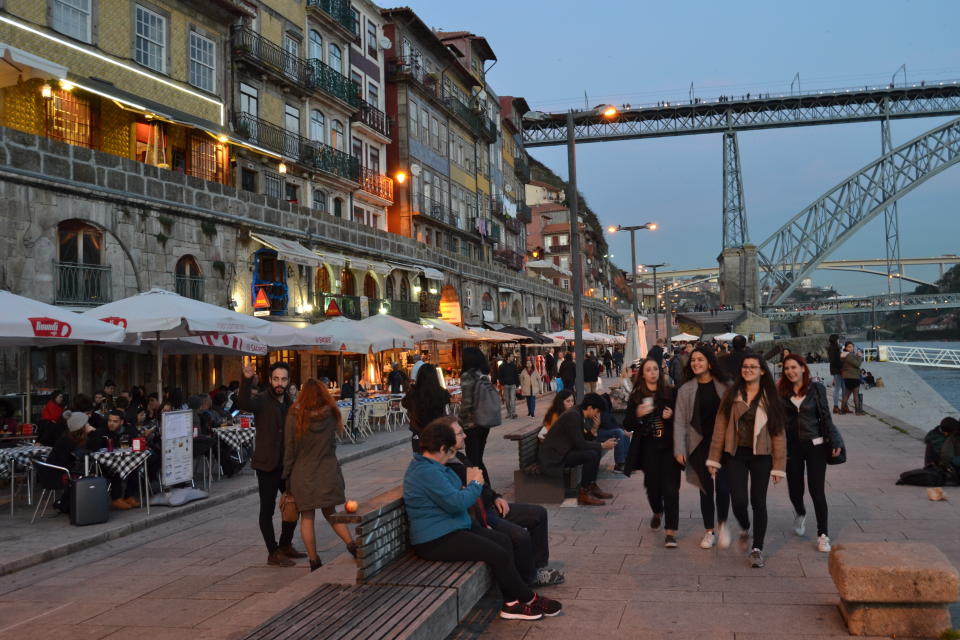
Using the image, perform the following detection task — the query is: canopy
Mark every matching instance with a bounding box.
[250,233,321,267]
[547,329,610,344]
[359,314,437,344]
[670,332,700,342]
[0,290,127,346]
[0,44,67,87]
[712,332,739,341]
[300,315,426,353]
[495,325,554,344]
[421,318,474,340]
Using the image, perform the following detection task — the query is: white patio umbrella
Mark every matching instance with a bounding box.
[82,288,274,397]
[300,316,400,354]
[713,332,739,342]
[0,290,127,346]
[670,332,700,342]
[359,313,437,346]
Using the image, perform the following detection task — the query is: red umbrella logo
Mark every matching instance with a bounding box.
[29,317,72,338]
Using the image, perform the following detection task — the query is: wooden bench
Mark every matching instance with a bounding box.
[828,542,959,638]
[504,423,608,504]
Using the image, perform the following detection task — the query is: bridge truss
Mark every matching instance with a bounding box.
[764,292,960,320]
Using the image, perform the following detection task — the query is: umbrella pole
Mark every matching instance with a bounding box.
[24,347,32,423]
[156,331,163,401]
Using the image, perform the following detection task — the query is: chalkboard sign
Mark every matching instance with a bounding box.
[161,409,194,487]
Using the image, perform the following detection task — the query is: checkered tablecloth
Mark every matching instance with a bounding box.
[0,445,51,479]
[91,449,151,480]
[215,427,256,452]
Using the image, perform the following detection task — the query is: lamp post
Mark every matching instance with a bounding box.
[607,223,657,336]
[638,263,667,340]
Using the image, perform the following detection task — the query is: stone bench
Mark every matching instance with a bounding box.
[828,542,959,637]
[504,423,608,504]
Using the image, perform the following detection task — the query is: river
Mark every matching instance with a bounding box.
[877,340,960,410]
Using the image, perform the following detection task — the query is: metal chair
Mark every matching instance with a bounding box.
[365,401,389,432]
[386,396,407,430]
[30,460,69,524]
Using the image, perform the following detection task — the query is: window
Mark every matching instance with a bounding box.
[58,220,102,265]
[330,119,344,150]
[189,31,215,92]
[328,43,342,73]
[430,116,439,151]
[308,30,323,60]
[175,255,203,300]
[351,136,362,162]
[340,268,355,295]
[316,266,331,293]
[283,35,299,77]
[400,277,410,301]
[241,168,257,192]
[239,83,258,116]
[351,8,361,42]
[135,5,166,72]
[264,172,283,199]
[46,89,93,148]
[368,147,379,172]
[367,82,379,108]
[408,101,418,142]
[312,189,327,212]
[309,109,325,143]
[333,197,343,218]
[284,104,300,156]
[385,276,394,299]
[189,134,224,182]
[366,20,377,58]
[52,0,91,42]
[284,182,299,203]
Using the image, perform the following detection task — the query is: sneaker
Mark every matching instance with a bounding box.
[793,514,806,537]
[533,568,566,586]
[749,548,765,568]
[612,462,624,474]
[530,593,562,617]
[832,406,841,414]
[664,534,678,548]
[650,513,662,530]
[500,600,543,621]
[817,534,832,553]
[700,531,716,549]
[717,522,731,549]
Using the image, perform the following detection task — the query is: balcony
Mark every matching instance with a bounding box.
[231,27,313,95]
[319,293,362,320]
[493,248,525,271]
[356,99,390,138]
[514,156,531,183]
[369,298,420,323]
[359,167,394,202]
[55,263,111,306]
[174,275,204,301]
[489,222,502,244]
[517,201,532,223]
[419,292,440,317]
[480,116,498,143]
[415,194,461,229]
[440,87,484,138]
[503,216,522,234]
[489,195,504,218]
[232,112,359,183]
[307,58,360,108]
[547,244,570,253]
[306,0,356,39]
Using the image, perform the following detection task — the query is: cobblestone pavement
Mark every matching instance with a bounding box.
[1,395,957,639]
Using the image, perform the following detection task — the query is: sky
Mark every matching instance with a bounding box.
[404,0,960,295]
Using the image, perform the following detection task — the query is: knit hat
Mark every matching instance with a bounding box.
[67,412,90,433]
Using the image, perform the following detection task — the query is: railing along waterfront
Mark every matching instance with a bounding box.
[871,344,960,369]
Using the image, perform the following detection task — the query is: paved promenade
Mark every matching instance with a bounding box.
[0,394,957,639]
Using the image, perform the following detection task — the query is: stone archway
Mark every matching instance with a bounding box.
[439,284,462,325]
[341,269,356,295]
[511,299,522,326]
[363,272,378,299]
[54,218,139,304]
[583,312,591,332]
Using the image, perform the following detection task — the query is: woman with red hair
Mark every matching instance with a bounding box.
[778,354,845,553]
[283,379,355,570]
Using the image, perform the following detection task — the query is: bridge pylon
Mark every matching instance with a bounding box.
[718,244,760,314]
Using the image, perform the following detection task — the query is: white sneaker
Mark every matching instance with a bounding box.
[717,522,731,549]
[700,531,716,549]
[793,514,806,537]
[817,534,832,553]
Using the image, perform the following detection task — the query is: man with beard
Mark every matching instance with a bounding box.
[238,361,306,567]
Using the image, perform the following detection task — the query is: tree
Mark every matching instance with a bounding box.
[913,262,960,294]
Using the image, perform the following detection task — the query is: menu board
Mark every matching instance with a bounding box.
[161,409,194,487]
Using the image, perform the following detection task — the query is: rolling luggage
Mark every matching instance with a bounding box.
[70,459,110,526]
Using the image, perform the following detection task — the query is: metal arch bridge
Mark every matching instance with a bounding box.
[763,292,960,320]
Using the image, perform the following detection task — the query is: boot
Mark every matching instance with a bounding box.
[577,488,605,506]
[309,557,323,572]
[278,544,307,559]
[267,549,296,567]
[588,482,613,499]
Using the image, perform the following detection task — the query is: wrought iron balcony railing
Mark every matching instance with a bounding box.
[493,248,525,271]
[547,243,570,253]
[356,99,390,138]
[232,112,359,182]
[368,298,420,323]
[55,262,111,306]
[307,58,359,107]
[440,87,483,137]
[359,167,394,201]
[415,194,461,229]
[231,27,313,92]
[419,292,440,317]
[504,216,522,234]
[517,201,532,223]
[480,116,498,143]
[514,155,531,182]
[319,293,362,320]
[174,275,204,301]
[306,0,356,36]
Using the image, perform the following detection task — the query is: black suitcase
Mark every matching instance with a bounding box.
[70,476,110,526]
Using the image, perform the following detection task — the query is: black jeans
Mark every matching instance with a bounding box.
[642,443,682,530]
[787,440,829,536]
[491,502,549,584]
[465,427,491,484]
[725,447,772,550]
[256,468,296,553]
[413,528,534,603]
[562,448,601,487]
[699,467,731,530]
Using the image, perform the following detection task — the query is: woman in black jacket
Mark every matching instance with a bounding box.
[402,364,452,453]
[778,354,845,552]
[624,357,679,547]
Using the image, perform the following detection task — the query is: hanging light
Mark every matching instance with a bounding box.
[217,134,229,143]
[58,79,74,92]
[278,162,288,174]
[40,83,52,99]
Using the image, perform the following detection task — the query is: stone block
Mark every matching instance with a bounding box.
[147,180,164,199]
[72,146,92,162]
[164,183,182,202]
[106,170,126,191]
[39,137,70,157]
[838,599,952,637]
[10,148,40,172]
[72,161,96,184]
[42,154,71,180]
[829,542,959,603]
[96,151,120,168]
[6,129,37,148]
[126,175,144,195]
[187,176,205,191]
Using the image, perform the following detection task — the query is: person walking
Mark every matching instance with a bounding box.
[623,358,680,547]
[402,364,452,453]
[238,362,305,567]
[459,347,496,482]
[707,354,787,568]
[827,334,843,413]
[558,352,576,394]
[778,354,845,552]
[602,349,613,378]
[499,354,520,419]
[839,342,865,415]
[283,379,356,571]
[519,358,543,418]
[583,352,600,394]
[612,348,624,378]
[673,346,733,550]
[387,362,407,394]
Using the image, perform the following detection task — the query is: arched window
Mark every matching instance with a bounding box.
[309,109,325,143]
[399,276,410,301]
[316,266,331,293]
[464,287,473,310]
[363,273,377,299]
[333,197,343,218]
[330,119,344,150]
[56,220,106,305]
[58,220,102,265]
[312,189,327,212]
[328,43,342,73]
[341,268,356,295]
[385,275,395,300]
[175,255,204,300]
[481,292,492,311]
[308,30,323,60]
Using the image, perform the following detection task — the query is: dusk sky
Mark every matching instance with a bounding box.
[407,0,960,295]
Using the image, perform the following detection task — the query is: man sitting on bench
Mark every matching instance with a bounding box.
[538,394,617,506]
[438,416,565,588]
[403,420,563,621]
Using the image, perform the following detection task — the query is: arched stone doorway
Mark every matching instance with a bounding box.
[583,312,591,332]
[439,284,461,325]
[341,269,356,295]
[316,265,332,294]
[363,273,378,299]
[510,299,522,326]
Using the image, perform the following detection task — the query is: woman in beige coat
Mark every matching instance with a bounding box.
[283,379,354,571]
[519,358,544,418]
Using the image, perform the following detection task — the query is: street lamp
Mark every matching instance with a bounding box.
[565,104,619,398]
[637,263,668,340]
[607,223,657,334]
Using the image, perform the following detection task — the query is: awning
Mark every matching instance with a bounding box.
[498,287,516,295]
[389,263,443,281]
[71,75,223,130]
[250,233,321,267]
[0,44,67,87]
[316,251,347,267]
[482,310,496,322]
[352,258,392,276]
[527,260,571,279]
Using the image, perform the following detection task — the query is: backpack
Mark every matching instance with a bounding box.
[471,376,502,428]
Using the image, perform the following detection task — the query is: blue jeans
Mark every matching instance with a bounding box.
[525,395,536,417]
[598,426,628,464]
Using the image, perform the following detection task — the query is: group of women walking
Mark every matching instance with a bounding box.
[625,346,845,568]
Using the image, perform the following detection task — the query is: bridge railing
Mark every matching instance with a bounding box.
[763,292,960,319]
[875,345,960,369]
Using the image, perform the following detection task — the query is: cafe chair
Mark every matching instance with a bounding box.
[386,396,406,430]
[366,401,389,433]
[30,460,70,524]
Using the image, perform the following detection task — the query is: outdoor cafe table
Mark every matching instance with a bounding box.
[90,448,152,515]
[213,426,256,479]
[0,444,49,515]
